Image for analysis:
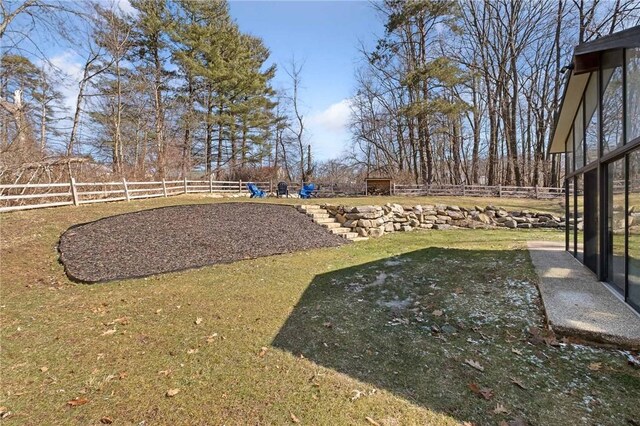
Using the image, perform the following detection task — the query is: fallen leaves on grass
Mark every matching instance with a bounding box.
[510,377,528,389]
[187,348,199,354]
[258,346,268,357]
[365,417,381,426]
[465,359,484,371]
[39,366,48,373]
[166,388,180,397]
[350,389,377,401]
[67,397,89,407]
[106,316,129,326]
[158,369,172,376]
[588,362,602,371]
[0,407,11,419]
[493,403,509,414]
[468,383,494,400]
[101,328,116,336]
[432,309,443,317]
[100,416,113,424]
[290,412,300,423]
[527,326,544,345]
[205,333,218,343]
[511,348,523,356]
[195,317,203,325]
[322,322,333,328]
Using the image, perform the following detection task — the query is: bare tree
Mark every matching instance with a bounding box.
[283,58,310,183]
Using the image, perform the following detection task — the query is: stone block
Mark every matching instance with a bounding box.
[369,227,384,238]
[504,218,517,228]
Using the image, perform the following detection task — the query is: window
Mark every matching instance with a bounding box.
[627,48,640,143]
[585,72,598,164]
[568,177,575,255]
[629,150,640,309]
[566,129,573,173]
[607,158,626,292]
[575,104,584,169]
[576,174,584,262]
[602,50,624,154]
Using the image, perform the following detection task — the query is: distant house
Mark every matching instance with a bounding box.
[549,26,639,313]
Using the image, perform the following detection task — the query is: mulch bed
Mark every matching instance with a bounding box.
[58,203,347,283]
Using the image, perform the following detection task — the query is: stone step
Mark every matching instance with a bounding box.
[308,213,330,219]
[342,232,359,239]
[329,227,350,234]
[350,237,369,242]
[320,222,341,229]
[297,204,321,210]
[313,217,335,224]
[304,209,326,214]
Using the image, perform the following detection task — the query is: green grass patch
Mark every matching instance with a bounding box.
[1,196,638,425]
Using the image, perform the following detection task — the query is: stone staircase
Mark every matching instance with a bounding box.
[295,204,368,242]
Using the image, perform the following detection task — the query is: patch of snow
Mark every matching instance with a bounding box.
[378,297,412,310]
[372,272,388,286]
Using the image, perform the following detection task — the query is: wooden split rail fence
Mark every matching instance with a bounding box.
[0,178,269,213]
[392,183,564,199]
[0,178,564,213]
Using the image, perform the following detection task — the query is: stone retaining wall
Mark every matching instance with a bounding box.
[324,203,566,238]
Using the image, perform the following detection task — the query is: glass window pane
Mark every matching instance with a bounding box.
[585,72,598,164]
[607,158,626,292]
[602,51,624,153]
[568,177,575,255]
[627,48,640,143]
[576,174,584,262]
[629,150,640,308]
[566,129,573,173]
[575,104,584,169]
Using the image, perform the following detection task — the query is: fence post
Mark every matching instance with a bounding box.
[122,178,130,202]
[461,184,465,196]
[269,180,273,193]
[162,179,168,197]
[209,175,213,193]
[498,184,502,198]
[183,177,188,194]
[535,185,539,199]
[392,182,396,195]
[70,177,79,206]
[239,180,243,193]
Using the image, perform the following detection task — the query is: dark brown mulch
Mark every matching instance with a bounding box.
[58,203,347,283]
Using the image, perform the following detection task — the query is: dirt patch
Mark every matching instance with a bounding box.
[58,203,347,282]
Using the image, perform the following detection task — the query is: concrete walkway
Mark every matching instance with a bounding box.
[528,241,640,349]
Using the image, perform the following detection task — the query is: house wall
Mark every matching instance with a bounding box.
[563,46,640,313]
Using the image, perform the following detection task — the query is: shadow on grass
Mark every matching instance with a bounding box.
[271,246,578,423]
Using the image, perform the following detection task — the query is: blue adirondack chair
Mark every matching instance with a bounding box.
[298,183,317,199]
[247,183,266,198]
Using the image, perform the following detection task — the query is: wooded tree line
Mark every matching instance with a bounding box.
[2,0,639,186]
[350,0,640,186]
[0,0,313,183]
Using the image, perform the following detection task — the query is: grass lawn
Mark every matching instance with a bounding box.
[1,195,638,425]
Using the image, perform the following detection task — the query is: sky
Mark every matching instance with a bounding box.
[12,0,383,161]
[228,1,382,160]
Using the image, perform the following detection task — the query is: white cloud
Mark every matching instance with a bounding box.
[307,98,352,134]
[115,0,136,16]
[306,99,353,161]
[47,51,84,111]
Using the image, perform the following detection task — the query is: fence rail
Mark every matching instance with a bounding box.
[392,183,564,199]
[0,178,564,213]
